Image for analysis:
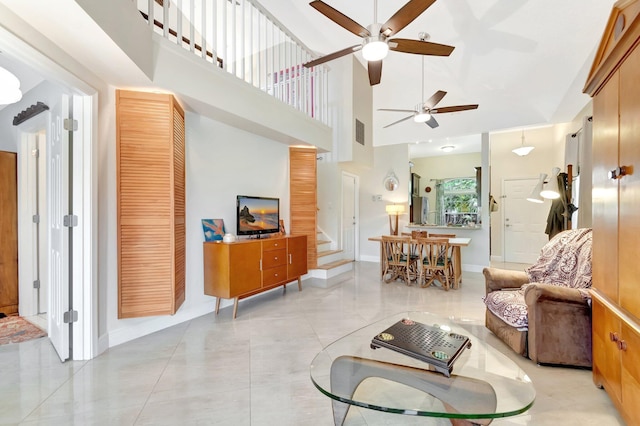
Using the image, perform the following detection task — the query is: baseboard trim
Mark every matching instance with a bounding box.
[107,300,217,348]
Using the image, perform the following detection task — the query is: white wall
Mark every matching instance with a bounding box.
[0,81,64,152]
[104,108,292,347]
[359,144,410,262]
[489,121,586,259]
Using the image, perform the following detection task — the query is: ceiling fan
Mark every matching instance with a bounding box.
[379,90,478,129]
[303,0,455,86]
[379,54,478,129]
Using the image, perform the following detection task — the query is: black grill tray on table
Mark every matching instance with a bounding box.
[370,318,472,377]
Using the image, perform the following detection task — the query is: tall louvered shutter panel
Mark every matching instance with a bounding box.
[173,103,186,309]
[117,90,185,318]
[289,147,317,269]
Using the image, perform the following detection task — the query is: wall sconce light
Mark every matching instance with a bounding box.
[385,204,405,235]
[526,173,546,203]
[540,167,561,199]
[512,130,535,156]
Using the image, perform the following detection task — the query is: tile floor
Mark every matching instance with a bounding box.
[0,262,625,425]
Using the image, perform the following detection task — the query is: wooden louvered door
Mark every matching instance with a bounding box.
[289,147,317,269]
[0,151,18,316]
[116,90,185,318]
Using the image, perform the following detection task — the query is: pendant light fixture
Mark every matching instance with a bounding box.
[512,130,534,156]
[0,66,23,105]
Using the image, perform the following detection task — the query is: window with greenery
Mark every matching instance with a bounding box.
[435,177,479,226]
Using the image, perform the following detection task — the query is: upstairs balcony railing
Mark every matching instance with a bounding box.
[137,0,329,125]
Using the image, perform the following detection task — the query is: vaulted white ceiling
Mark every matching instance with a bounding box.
[258,0,615,156]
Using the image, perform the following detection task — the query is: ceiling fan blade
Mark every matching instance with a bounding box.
[303,45,362,68]
[378,108,416,113]
[383,114,414,128]
[431,104,479,114]
[368,60,383,86]
[425,115,439,128]
[381,0,436,37]
[389,38,455,56]
[424,90,447,109]
[310,1,370,37]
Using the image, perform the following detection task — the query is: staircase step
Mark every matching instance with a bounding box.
[318,249,342,258]
[315,259,353,270]
[317,239,331,245]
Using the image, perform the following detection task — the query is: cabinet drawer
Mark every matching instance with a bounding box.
[262,248,286,269]
[263,265,287,286]
[262,239,286,252]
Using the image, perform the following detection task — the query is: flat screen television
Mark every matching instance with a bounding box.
[236,195,280,237]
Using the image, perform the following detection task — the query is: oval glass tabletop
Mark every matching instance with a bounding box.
[310,312,535,424]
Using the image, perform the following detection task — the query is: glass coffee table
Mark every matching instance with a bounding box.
[310,312,535,425]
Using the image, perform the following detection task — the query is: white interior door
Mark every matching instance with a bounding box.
[503,179,550,264]
[48,95,70,362]
[341,173,357,261]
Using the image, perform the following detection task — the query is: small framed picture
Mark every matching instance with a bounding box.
[202,219,225,241]
[279,219,286,235]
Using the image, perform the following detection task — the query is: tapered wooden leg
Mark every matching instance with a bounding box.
[215,297,221,314]
[233,298,239,319]
[297,277,302,291]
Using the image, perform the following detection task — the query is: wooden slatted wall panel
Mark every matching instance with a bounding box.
[117,90,184,318]
[289,147,317,269]
[173,103,186,310]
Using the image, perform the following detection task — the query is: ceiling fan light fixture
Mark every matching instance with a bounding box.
[362,38,389,61]
[413,111,431,123]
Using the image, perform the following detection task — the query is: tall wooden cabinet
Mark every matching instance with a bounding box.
[0,151,18,316]
[116,90,185,318]
[584,2,640,424]
[203,235,307,318]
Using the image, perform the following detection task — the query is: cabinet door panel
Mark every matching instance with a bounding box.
[230,244,262,295]
[287,236,308,279]
[591,78,620,302]
[619,45,640,319]
[621,322,640,425]
[593,299,622,402]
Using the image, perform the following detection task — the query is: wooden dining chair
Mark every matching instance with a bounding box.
[381,235,417,285]
[419,237,455,290]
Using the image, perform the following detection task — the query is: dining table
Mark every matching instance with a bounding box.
[368,235,471,289]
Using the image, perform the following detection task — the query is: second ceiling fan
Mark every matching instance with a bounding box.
[303,0,455,86]
[380,90,478,129]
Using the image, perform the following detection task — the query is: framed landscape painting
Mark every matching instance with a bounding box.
[202,219,225,241]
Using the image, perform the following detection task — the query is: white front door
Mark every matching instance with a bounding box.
[341,173,357,261]
[48,95,71,362]
[503,178,550,264]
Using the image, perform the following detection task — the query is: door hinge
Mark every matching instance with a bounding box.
[31,148,40,158]
[64,118,78,131]
[63,310,78,324]
[32,214,40,224]
[63,215,78,227]
[33,280,40,289]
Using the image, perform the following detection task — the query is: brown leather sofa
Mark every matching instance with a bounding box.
[483,228,592,368]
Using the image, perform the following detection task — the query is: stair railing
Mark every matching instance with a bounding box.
[136,0,329,125]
